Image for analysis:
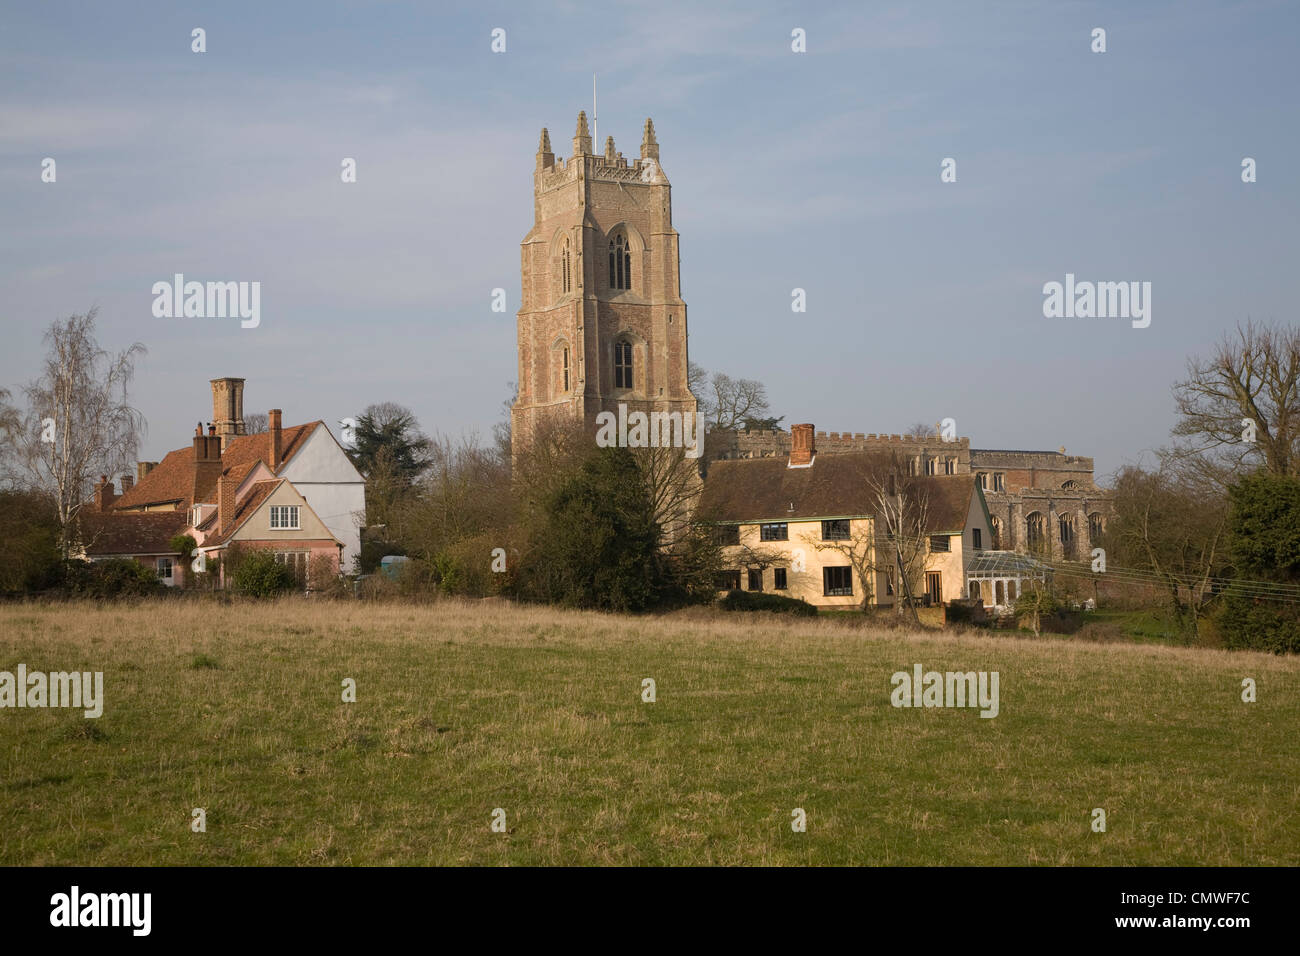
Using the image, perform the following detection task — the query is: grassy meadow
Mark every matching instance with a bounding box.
[1,598,1297,866]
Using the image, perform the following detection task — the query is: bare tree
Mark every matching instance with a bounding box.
[904,422,936,441]
[1108,461,1227,642]
[1171,320,1300,482]
[243,411,268,434]
[691,362,776,431]
[6,309,146,557]
[629,444,701,547]
[807,453,930,622]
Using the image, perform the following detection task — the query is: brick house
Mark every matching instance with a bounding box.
[75,377,360,587]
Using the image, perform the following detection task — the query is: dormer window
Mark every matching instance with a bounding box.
[609,232,631,290]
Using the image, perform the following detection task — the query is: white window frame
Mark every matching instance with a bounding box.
[157,557,173,580]
[270,505,300,530]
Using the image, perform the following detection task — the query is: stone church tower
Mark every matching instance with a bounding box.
[512,112,697,456]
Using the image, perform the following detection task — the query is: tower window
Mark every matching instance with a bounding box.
[609,233,631,290]
[562,347,570,391]
[562,239,571,294]
[614,340,633,389]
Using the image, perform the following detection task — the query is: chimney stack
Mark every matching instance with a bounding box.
[93,475,116,511]
[120,474,134,493]
[789,424,815,467]
[269,408,283,472]
[210,377,247,450]
[218,474,236,535]
[137,461,157,482]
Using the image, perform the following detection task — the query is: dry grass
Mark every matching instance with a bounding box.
[1,597,1297,865]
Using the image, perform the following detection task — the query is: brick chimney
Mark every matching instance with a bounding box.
[93,475,116,511]
[120,474,134,493]
[193,423,223,503]
[210,377,247,450]
[789,423,815,467]
[137,461,157,481]
[269,408,282,472]
[217,473,236,535]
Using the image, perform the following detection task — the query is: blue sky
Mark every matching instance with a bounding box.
[1,0,1296,478]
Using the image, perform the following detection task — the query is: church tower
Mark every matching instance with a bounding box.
[512,112,696,455]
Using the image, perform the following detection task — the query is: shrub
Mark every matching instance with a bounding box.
[1216,587,1300,654]
[307,552,346,597]
[519,446,663,612]
[229,549,296,598]
[718,589,818,617]
[61,558,163,599]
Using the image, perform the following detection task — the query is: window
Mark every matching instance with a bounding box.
[275,551,307,585]
[944,457,956,475]
[774,568,788,590]
[760,522,788,541]
[969,580,981,600]
[993,473,1005,492]
[747,568,763,591]
[972,528,982,549]
[823,566,853,596]
[714,525,740,546]
[1089,512,1104,544]
[1061,480,1078,491]
[561,239,572,293]
[925,457,938,476]
[885,568,895,596]
[976,472,988,490]
[270,505,300,530]
[717,570,741,591]
[990,515,1002,549]
[609,232,631,289]
[908,458,919,476]
[925,571,942,605]
[930,534,950,553]
[821,519,850,540]
[562,347,570,392]
[157,557,173,580]
[1026,512,1045,553]
[995,581,1005,604]
[191,505,202,526]
[1007,580,1017,601]
[614,340,633,389]
[1059,514,1077,559]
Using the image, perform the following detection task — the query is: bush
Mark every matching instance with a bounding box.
[307,552,347,597]
[61,558,163,599]
[519,446,664,612]
[229,549,296,598]
[1216,587,1300,654]
[431,532,505,598]
[0,490,62,594]
[718,589,818,617]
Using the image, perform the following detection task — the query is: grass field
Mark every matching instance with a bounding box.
[2,598,1297,866]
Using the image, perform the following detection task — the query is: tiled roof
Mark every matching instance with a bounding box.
[220,423,318,475]
[76,510,189,556]
[200,479,284,546]
[113,422,318,511]
[699,453,976,532]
